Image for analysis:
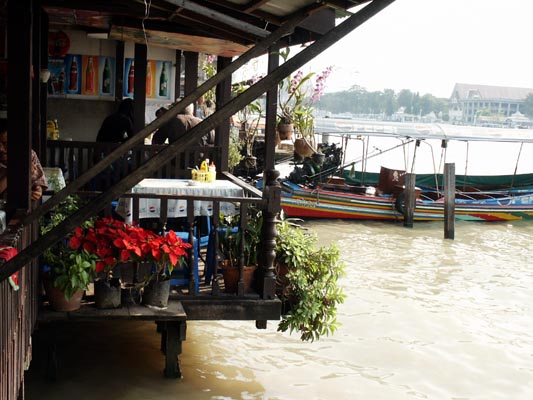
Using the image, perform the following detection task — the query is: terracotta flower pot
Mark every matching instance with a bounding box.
[294,138,315,158]
[46,285,84,312]
[221,261,257,294]
[277,122,294,140]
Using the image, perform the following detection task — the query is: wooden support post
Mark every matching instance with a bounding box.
[403,173,416,228]
[7,0,32,214]
[174,50,182,98]
[159,321,187,379]
[183,51,198,97]
[216,56,232,172]
[115,41,125,100]
[444,163,455,239]
[259,169,281,300]
[133,43,147,134]
[1,0,398,282]
[264,45,279,171]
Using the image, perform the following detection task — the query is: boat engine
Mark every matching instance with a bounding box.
[288,142,343,185]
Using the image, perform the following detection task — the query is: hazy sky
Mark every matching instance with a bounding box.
[304,0,533,98]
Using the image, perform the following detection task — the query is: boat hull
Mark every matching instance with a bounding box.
[281,182,533,222]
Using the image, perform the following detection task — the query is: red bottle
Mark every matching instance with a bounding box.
[127,61,134,95]
[68,57,78,92]
[85,56,94,92]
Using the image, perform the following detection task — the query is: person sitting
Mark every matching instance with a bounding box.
[0,119,48,201]
[152,102,214,147]
[96,98,134,143]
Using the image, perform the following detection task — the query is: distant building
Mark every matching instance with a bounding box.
[449,83,533,125]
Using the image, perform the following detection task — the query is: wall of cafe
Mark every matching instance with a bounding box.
[47,30,176,142]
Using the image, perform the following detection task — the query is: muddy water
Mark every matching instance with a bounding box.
[25,220,533,399]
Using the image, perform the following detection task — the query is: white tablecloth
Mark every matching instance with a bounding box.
[115,179,244,223]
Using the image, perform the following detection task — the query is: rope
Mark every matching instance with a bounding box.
[463,142,470,190]
[510,141,524,190]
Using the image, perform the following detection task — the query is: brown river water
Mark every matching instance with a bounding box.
[25,219,533,399]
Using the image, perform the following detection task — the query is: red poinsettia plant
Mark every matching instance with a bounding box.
[68,218,192,280]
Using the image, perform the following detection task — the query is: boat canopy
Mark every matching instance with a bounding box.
[315,118,533,143]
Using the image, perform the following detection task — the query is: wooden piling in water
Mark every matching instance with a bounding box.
[444,163,455,239]
[403,173,416,228]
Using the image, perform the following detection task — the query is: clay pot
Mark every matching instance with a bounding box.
[46,285,84,312]
[277,122,294,140]
[294,138,315,158]
[221,261,257,294]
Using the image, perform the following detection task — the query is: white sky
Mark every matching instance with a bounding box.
[303,0,533,98]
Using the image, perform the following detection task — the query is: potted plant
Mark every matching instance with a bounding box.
[233,80,264,167]
[277,48,332,148]
[277,111,294,140]
[40,195,97,311]
[68,218,131,309]
[275,216,346,341]
[218,209,262,294]
[135,228,192,308]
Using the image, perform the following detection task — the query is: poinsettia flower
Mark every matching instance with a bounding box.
[104,256,116,265]
[95,261,106,274]
[83,241,95,253]
[120,249,131,262]
[69,236,82,249]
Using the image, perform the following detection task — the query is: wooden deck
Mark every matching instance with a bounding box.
[38,286,280,379]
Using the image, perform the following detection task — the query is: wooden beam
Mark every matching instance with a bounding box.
[183,51,198,97]
[24,9,311,227]
[165,0,270,38]
[174,50,182,98]
[444,163,455,239]
[7,0,32,214]
[0,0,397,281]
[215,56,232,171]
[264,44,279,171]
[133,43,147,133]
[115,41,125,100]
[39,10,49,162]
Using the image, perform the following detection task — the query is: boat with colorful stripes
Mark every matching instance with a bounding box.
[281,180,533,221]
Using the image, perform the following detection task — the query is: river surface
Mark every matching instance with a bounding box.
[26,219,533,399]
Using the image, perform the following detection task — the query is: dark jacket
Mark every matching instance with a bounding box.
[96,99,134,143]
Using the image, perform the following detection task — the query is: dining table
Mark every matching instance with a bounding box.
[114,178,244,223]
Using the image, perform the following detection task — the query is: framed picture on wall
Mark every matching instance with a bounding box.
[48,57,66,96]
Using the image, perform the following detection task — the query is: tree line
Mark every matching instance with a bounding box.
[316,86,449,119]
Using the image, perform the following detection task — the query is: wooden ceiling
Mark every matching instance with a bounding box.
[42,0,370,57]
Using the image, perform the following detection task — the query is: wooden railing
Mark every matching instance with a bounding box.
[42,140,280,300]
[0,214,39,400]
[46,140,222,191]
[118,179,265,296]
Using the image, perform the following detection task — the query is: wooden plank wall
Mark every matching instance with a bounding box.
[0,217,39,400]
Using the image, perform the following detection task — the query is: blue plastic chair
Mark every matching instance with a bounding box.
[195,216,211,271]
[169,231,199,292]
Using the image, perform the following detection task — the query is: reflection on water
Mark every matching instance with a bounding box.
[26,220,533,399]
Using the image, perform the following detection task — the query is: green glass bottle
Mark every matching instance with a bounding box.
[159,63,168,97]
[102,58,111,94]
